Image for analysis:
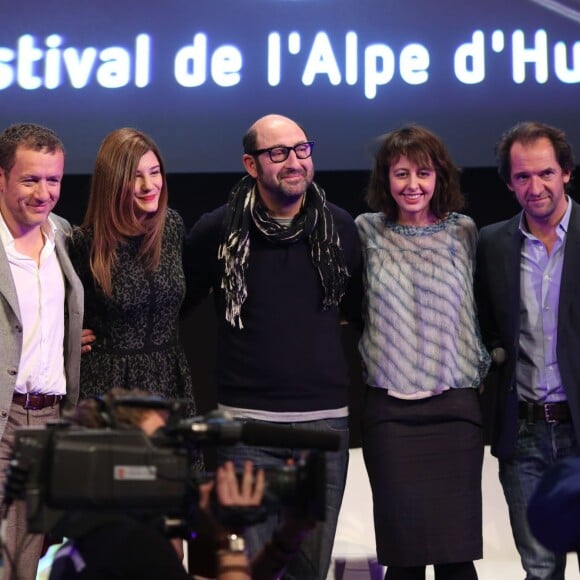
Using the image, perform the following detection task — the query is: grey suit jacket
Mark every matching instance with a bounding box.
[0,213,83,442]
[475,200,580,459]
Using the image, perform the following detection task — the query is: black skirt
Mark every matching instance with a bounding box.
[362,387,484,566]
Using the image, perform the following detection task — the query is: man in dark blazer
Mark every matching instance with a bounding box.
[475,121,580,579]
[0,124,83,580]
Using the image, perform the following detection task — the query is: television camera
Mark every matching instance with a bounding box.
[5,399,340,538]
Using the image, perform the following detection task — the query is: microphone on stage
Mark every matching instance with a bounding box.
[160,410,341,451]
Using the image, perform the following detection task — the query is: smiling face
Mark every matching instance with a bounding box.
[388,155,437,225]
[0,145,64,237]
[242,115,314,217]
[132,150,162,221]
[508,137,570,230]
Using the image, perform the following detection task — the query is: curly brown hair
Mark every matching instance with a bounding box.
[365,125,465,221]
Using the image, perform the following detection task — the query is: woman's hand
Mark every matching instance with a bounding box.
[81,328,96,354]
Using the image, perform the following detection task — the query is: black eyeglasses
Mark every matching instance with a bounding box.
[250,141,315,163]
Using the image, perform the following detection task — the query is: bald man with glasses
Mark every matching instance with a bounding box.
[183,114,362,580]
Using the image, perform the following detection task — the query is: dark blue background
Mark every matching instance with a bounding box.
[2,0,579,173]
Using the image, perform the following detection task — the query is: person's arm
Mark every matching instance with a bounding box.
[191,460,314,580]
[181,211,220,316]
[192,461,264,580]
[68,227,98,354]
[249,458,315,580]
[473,226,504,359]
[338,212,364,329]
[214,460,264,579]
[250,514,315,580]
[215,544,252,580]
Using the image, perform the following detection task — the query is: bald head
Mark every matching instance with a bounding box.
[241,114,314,217]
[243,115,309,154]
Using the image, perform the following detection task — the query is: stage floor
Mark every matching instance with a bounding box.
[331,447,580,579]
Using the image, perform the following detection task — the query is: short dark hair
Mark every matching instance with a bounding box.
[365,125,464,220]
[496,121,575,187]
[243,126,258,154]
[0,123,64,175]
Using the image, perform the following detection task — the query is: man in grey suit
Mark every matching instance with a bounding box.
[0,123,83,580]
[475,121,580,579]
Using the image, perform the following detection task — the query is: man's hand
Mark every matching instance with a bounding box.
[197,460,265,529]
[191,461,264,579]
[216,460,265,507]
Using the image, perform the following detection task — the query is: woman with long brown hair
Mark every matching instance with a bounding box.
[70,128,196,417]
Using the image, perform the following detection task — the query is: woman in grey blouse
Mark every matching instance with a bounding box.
[356,125,490,580]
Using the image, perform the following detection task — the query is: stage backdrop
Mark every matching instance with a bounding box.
[2,0,580,174]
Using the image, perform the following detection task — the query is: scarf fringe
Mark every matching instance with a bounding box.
[218,175,349,328]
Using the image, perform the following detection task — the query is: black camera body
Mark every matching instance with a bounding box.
[11,424,190,534]
[9,413,333,536]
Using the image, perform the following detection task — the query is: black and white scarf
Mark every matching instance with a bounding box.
[218,174,350,328]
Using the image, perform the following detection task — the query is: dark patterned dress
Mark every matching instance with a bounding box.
[69,209,196,417]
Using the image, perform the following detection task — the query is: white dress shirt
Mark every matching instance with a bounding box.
[0,214,66,395]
